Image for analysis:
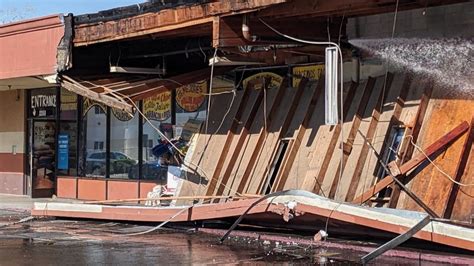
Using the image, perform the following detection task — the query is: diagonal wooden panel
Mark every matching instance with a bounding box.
[328,77,376,199]
[312,81,359,194]
[205,85,262,197]
[345,73,394,201]
[388,80,433,208]
[274,78,326,191]
[233,79,290,195]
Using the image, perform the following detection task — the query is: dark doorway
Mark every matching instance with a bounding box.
[30,120,57,198]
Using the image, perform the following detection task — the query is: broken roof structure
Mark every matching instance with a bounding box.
[6,0,471,262]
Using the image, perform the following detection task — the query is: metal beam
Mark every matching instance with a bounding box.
[361,215,431,264]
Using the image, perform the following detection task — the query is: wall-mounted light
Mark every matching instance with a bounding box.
[325,47,339,125]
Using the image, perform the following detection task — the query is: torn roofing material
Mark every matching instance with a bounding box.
[74,0,211,25]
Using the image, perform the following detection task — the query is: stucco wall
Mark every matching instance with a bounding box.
[0,90,25,195]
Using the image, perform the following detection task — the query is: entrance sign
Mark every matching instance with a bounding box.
[58,134,69,170]
[176,81,207,112]
[30,89,57,118]
[144,90,172,121]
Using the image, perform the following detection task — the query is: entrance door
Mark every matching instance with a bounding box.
[31,120,56,198]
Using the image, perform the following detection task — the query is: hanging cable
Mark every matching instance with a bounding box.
[405,135,474,187]
[115,92,243,198]
[205,48,218,136]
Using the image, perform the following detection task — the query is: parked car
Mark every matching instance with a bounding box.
[86,151,137,176]
[128,160,168,180]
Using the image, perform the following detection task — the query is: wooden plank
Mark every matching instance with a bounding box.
[211,86,266,197]
[61,78,133,113]
[328,77,376,199]
[388,82,434,207]
[353,74,405,204]
[74,0,287,46]
[234,79,289,194]
[345,73,394,201]
[204,85,255,197]
[304,81,356,193]
[352,121,470,204]
[269,78,312,191]
[443,116,474,219]
[274,78,326,192]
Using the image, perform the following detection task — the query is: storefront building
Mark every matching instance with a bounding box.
[0,15,66,195]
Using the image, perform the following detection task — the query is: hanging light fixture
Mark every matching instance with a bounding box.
[325,47,339,125]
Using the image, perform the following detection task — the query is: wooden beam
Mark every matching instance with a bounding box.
[214,15,344,47]
[61,77,133,113]
[209,86,265,198]
[442,116,474,219]
[235,78,288,194]
[313,81,358,194]
[276,77,325,192]
[328,77,376,199]
[345,73,394,201]
[271,78,311,191]
[74,0,287,46]
[352,121,470,204]
[204,84,256,197]
[388,81,433,207]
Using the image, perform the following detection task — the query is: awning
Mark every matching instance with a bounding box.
[60,68,214,113]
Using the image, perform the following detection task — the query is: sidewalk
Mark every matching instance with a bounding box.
[0,193,77,212]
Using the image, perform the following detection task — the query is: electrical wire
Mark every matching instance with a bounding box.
[115,92,243,198]
[258,18,346,240]
[123,206,192,236]
[405,135,474,187]
[205,48,218,136]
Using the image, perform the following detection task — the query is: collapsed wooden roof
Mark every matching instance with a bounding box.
[60,68,216,112]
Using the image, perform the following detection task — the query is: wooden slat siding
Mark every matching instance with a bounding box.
[311,81,358,194]
[327,77,376,199]
[276,78,326,191]
[271,78,319,191]
[345,73,395,201]
[210,86,265,198]
[204,86,255,196]
[218,78,287,197]
[388,82,434,208]
[244,80,297,194]
[352,121,470,204]
[362,74,411,204]
[264,78,309,192]
[234,79,290,195]
[443,116,474,219]
[177,90,245,202]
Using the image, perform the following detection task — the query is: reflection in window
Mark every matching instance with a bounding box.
[110,108,139,179]
[58,88,78,176]
[141,91,173,181]
[80,102,107,177]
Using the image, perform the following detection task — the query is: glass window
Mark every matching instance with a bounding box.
[141,91,173,181]
[58,88,78,176]
[110,108,139,179]
[80,100,107,177]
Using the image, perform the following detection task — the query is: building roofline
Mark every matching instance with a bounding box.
[0,14,64,37]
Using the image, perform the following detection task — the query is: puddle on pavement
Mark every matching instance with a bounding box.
[0,218,468,265]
